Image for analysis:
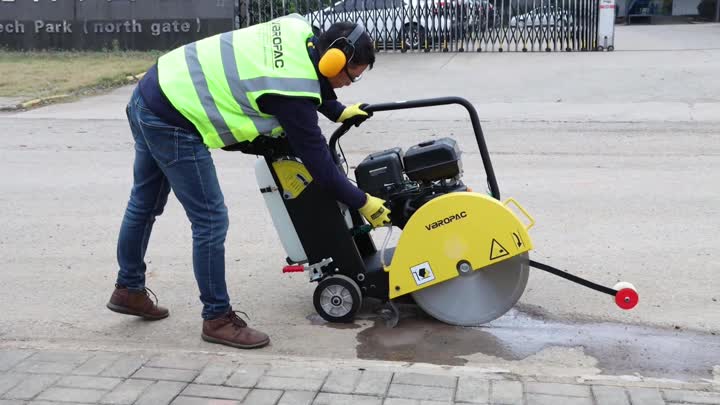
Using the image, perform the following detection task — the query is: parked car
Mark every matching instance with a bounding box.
[441,0,497,31]
[509,5,574,27]
[303,0,460,49]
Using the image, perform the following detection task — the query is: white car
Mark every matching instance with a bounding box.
[509,5,574,27]
[303,0,459,50]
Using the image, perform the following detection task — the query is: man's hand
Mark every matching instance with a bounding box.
[337,103,372,127]
[358,193,391,228]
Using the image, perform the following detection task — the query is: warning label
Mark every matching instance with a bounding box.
[410,262,435,286]
[490,239,509,260]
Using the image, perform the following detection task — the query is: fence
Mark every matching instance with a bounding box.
[237,0,602,52]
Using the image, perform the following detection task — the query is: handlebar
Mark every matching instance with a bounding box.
[328,97,500,200]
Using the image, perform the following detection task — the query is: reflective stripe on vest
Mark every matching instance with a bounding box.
[158,15,322,149]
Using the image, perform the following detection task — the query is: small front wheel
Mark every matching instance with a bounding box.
[313,275,362,323]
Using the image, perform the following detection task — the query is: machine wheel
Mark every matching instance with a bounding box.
[313,275,362,323]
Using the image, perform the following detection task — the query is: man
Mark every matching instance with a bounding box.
[106,14,391,349]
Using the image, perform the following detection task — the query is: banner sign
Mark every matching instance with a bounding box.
[0,0,237,50]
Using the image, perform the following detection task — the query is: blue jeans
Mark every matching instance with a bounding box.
[116,87,230,320]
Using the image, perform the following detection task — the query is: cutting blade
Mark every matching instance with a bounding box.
[411,253,529,326]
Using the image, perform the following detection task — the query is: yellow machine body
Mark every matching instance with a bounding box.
[272,159,313,199]
[385,192,535,299]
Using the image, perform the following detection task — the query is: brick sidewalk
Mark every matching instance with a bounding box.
[1,347,719,405]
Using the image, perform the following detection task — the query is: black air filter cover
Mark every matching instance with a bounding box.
[404,138,462,182]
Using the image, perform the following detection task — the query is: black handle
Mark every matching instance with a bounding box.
[328,97,500,200]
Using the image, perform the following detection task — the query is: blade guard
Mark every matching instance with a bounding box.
[385,192,534,299]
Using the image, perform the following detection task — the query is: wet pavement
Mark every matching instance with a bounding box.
[354,302,720,381]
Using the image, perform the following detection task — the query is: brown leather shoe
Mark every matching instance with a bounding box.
[106,285,169,320]
[202,308,270,349]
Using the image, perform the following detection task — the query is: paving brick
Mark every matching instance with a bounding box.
[354,371,393,396]
[0,351,34,372]
[240,389,283,405]
[526,394,593,405]
[663,389,720,404]
[0,374,24,396]
[322,369,362,393]
[2,374,59,400]
[56,375,123,390]
[456,376,490,404]
[392,373,457,389]
[101,355,147,378]
[383,399,454,405]
[11,360,78,375]
[266,366,329,379]
[171,396,240,405]
[194,362,237,385]
[278,390,316,405]
[26,402,74,405]
[36,387,107,403]
[132,366,198,382]
[11,351,89,374]
[25,401,66,405]
[387,384,454,402]
[71,353,122,376]
[592,385,630,405]
[134,381,187,405]
[225,365,268,388]
[490,380,523,404]
[627,387,666,405]
[147,354,211,371]
[100,378,155,405]
[256,375,324,391]
[0,400,26,405]
[28,352,91,365]
[526,382,591,397]
[313,392,382,405]
[181,384,248,401]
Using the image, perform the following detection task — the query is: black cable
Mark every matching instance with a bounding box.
[529,260,617,296]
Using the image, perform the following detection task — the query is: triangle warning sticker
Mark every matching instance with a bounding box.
[490,239,510,260]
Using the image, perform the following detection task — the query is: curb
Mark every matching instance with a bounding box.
[0,70,146,112]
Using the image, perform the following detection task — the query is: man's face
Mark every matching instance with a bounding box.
[328,64,368,89]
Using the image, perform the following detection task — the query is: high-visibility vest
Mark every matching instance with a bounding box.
[158,14,322,149]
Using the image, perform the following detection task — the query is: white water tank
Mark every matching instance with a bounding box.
[254,158,308,264]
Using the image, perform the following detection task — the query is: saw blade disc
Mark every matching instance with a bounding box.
[411,253,529,326]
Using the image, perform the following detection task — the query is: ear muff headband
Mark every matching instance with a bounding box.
[319,24,365,78]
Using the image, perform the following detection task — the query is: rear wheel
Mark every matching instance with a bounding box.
[402,23,426,51]
[313,275,362,323]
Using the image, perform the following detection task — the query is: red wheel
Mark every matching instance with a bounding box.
[613,282,639,310]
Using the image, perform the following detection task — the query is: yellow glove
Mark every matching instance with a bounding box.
[358,193,391,228]
[337,103,372,127]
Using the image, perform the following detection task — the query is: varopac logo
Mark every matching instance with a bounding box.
[271,22,284,68]
[425,211,467,230]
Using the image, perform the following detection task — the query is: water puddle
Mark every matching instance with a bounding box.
[354,303,719,380]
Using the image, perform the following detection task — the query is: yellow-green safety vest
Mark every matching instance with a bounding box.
[158,14,322,149]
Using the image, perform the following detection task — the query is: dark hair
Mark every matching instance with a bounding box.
[317,22,375,69]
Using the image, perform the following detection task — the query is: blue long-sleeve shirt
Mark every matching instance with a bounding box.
[137,39,367,209]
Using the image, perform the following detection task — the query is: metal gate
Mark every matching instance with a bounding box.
[236,0,601,52]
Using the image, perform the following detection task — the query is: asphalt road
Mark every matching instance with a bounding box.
[1,24,718,381]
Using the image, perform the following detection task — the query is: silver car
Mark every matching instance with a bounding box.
[509,5,574,27]
[303,0,459,50]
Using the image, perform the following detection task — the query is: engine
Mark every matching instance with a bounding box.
[354,137,467,229]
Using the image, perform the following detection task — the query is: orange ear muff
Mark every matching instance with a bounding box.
[319,48,347,78]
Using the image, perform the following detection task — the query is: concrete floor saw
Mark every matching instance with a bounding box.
[247,97,640,326]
